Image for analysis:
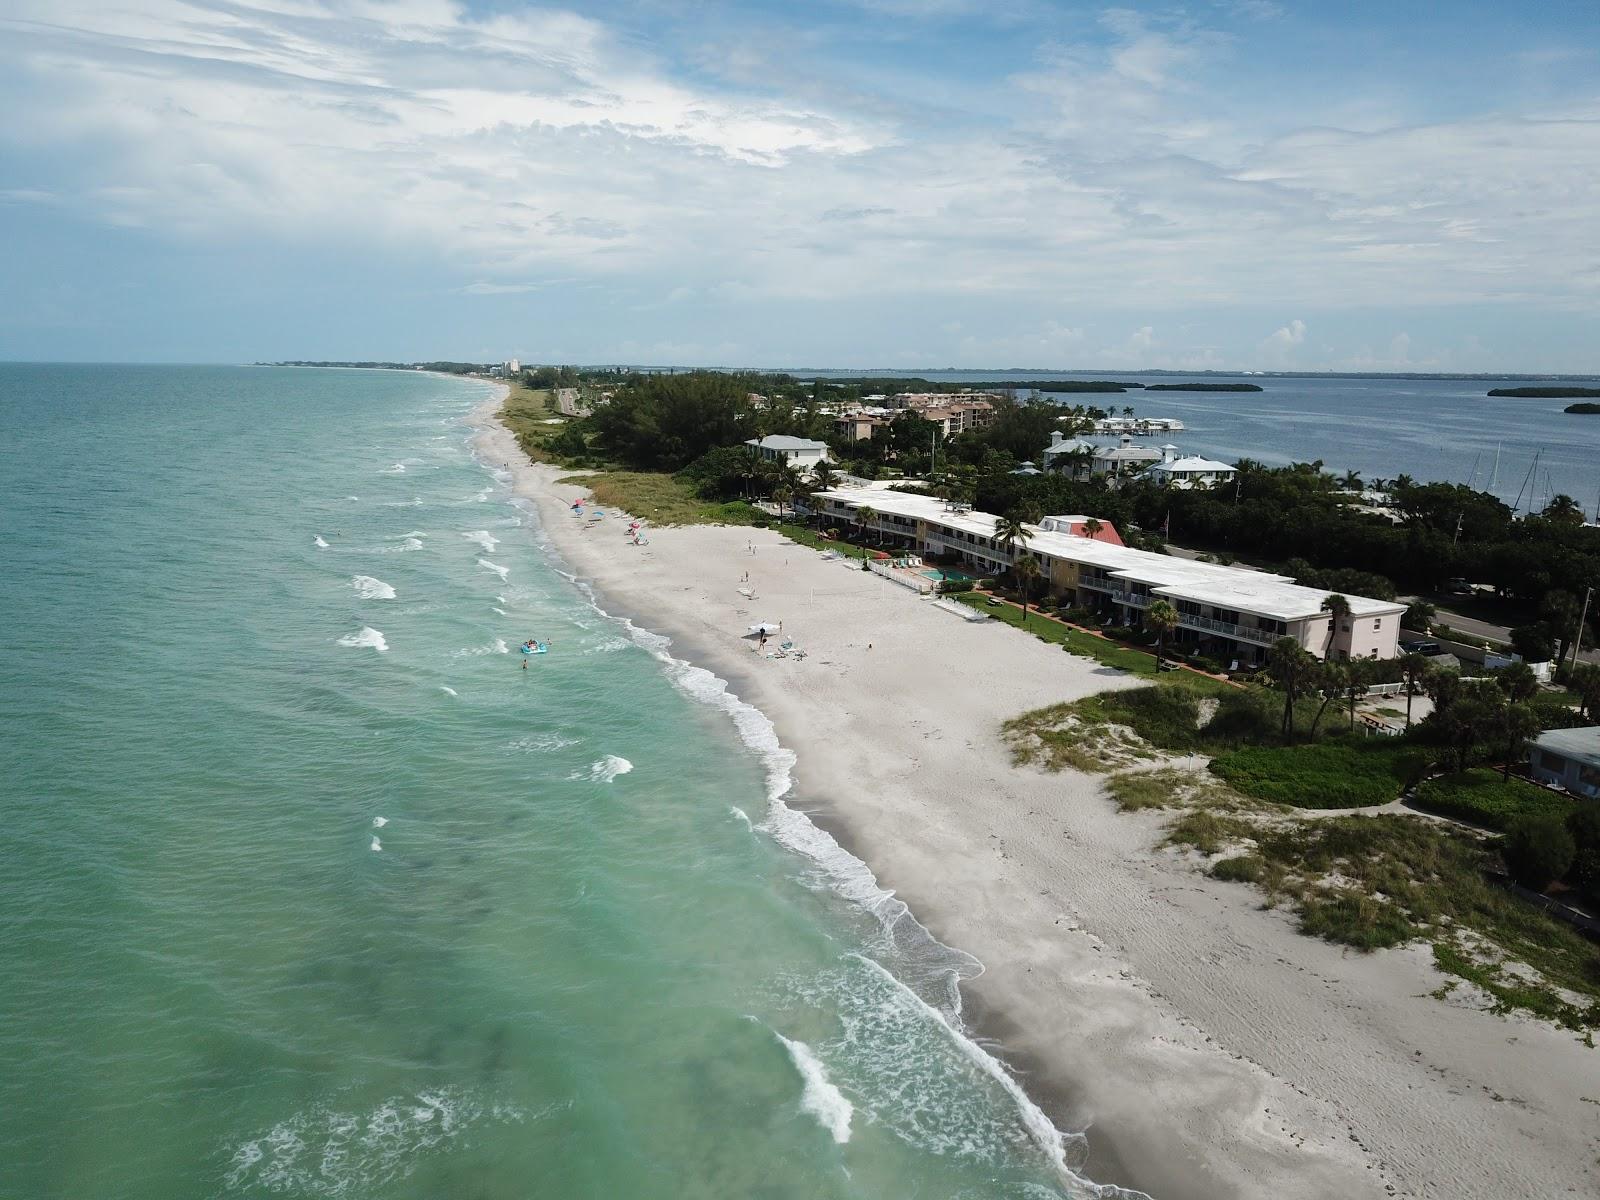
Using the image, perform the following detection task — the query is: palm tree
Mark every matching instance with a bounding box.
[994,511,1032,569]
[1541,494,1585,527]
[1145,599,1178,666]
[1343,657,1371,731]
[856,505,877,548]
[1321,593,1351,656]
[1269,636,1315,740]
[1338,469,1363,491]
[1499,704,1542,780]
[1015,555,1042,623]
[772,485,793,522]
[1496,661,1539,779]
[812,461,838,493]
[1081,517,1103,540]
[1400,652,1428,730]
[1308,661,1344,738]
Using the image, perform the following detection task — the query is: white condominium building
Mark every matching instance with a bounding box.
[803,486,1404,665]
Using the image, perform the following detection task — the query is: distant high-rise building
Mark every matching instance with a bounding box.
[503,358,521,375]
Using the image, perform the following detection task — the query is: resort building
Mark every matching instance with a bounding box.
[746,434,831,469]
[799,485,1405,666]
[1527,728,1600,799]
[1092,435,1164,480]
[834,413,892,442]
[1141,450,1238,489]
[918,400,996,436]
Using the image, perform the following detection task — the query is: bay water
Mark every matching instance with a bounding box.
[813,369,1600,513]
[0,365,1126,1199]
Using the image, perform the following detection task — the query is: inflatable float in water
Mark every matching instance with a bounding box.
[519,642,549,656]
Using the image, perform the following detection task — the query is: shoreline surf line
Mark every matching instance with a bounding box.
[464,390,1153,1199]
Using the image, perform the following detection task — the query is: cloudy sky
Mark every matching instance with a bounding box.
[3,1,1599,370]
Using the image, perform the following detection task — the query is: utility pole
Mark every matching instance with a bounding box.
[1573,586,1594,672]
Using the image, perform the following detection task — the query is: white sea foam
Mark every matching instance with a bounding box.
[350,575,396,600]
[492,607,507,616]
[451,638,508,657]
[223,1087,538,1196]
[337,627,389,652]
[477,558,509,580]
[509,733,579,753]
[462,530,499,552]
[370,836,382,852]
[439,685,458,697]
[399,530,426,539]
[776,1033,853,1143]
[570,755,632,783]
[372,816,388,828]
[314,535,329,549]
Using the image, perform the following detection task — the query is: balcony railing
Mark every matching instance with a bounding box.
[1179,612,1277,645]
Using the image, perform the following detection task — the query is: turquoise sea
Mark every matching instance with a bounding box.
[0,365,1133,1200]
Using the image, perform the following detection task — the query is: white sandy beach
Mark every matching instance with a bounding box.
[476,397,1597,1200]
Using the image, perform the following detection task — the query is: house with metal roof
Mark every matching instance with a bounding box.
[1527,727,1600,799]
[745,435,831,469]
[1141,449,1238,489]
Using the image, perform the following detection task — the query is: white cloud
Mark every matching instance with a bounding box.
[1,0,1598,351]
[1266,318,1306,346]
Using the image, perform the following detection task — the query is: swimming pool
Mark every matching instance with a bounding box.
[918,567,977,582]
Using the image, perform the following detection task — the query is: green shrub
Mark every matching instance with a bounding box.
[1568,804,1600,855]
[1502,814,1577,890]
[1570,849,1600,904]
[1211,854,1264,883]
[938,579,975,594]
[1412,770,1575,831]
[1209,738,1430,809]
[1297,890,1417,950]
[1091,686,1203,751]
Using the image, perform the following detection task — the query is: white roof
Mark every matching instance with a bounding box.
[747,435,828,451]
[811,485,1404,622]
[1532,727,1600,765]
[1153,455,1235,473]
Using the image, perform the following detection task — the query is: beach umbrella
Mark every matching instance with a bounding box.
[747,621,781,635]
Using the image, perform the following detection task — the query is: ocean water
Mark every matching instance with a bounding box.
[813,369,1600,513]
[0,365,1135,1200]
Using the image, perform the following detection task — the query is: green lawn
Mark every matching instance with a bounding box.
[1412,769,1577,831]
[1209,737,1432,809]
[774,523,876,560]
[952,592,1177,676]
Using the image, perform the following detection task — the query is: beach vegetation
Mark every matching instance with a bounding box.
[1501,814,1577,890]
[1208,738,1429,809]
[557,471,760,527]
[1411,770,1576,831]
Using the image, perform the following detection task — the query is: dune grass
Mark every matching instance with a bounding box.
[498,381,568,462]
[555,472,761,527]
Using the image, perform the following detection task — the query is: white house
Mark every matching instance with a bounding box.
[1041,432,1100,478]
[746,435,830,470]
[1142,448,1237,489]
[1092,434,1163,480]
[1527,727,1600,798]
